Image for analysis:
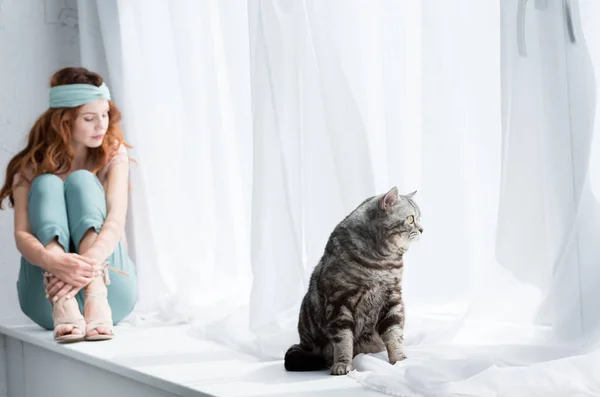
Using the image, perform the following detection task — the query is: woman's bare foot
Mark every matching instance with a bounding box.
[83,277,113,339]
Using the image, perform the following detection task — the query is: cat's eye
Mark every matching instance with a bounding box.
[407,215,414,224]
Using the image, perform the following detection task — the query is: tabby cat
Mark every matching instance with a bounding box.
[284,187,423,375]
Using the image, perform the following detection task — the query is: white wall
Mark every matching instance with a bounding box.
[0,0,80,323]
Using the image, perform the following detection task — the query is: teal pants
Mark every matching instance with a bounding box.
[16,170,138,330]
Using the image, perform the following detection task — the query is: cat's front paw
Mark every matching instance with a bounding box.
[331,361,353,375]
[389,351,407,365]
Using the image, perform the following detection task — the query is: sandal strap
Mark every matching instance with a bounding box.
[83,291,111,310]
[54,316,84,325]
[43,271,53,293]
[86,319,114,333]
[53,319,85,334]
[43,271,52,282]
[98,262,129,285]
[85,291,108,299]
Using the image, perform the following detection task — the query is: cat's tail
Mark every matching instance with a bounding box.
[284,344,327,371]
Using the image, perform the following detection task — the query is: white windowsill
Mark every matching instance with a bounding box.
[0,319,380,397]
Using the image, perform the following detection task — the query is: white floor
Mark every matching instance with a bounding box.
[0,320,380,397]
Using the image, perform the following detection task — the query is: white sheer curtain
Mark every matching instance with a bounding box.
[77,0,600,395]
[349,0,600,395]
[78,0,254,324]
[245,0,425,358]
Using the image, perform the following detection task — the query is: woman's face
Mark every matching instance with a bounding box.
[71,99,109,149]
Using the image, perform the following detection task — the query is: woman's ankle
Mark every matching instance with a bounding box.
[85,276,107,295]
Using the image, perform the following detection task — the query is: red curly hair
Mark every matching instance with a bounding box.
[0,67,132,209]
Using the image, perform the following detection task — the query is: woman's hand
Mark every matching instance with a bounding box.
[45,276,82,302]
[45,252,98,288]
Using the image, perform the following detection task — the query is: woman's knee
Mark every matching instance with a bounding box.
[64,169,99,188]
[64,170,104,203]
[64,170,104,204]
[30,173,63,194]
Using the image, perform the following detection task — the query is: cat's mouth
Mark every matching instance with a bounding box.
[409,231,421,241]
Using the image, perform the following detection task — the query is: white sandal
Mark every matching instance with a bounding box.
[44,272,86,343]
[83,262,122,341]
[84,290,114,341]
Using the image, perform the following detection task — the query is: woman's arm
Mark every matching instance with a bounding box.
[82,145,129,264]
[13,183,54,271]
[13,180,96,289]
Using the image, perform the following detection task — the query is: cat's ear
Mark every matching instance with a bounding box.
[381,186,399,211]
[405,190,417,199]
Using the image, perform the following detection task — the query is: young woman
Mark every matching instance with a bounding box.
[0,67,137,342]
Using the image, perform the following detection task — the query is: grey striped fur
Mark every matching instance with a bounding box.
[284,187,423,375]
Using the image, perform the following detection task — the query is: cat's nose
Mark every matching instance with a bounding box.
[418,226,424,234]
